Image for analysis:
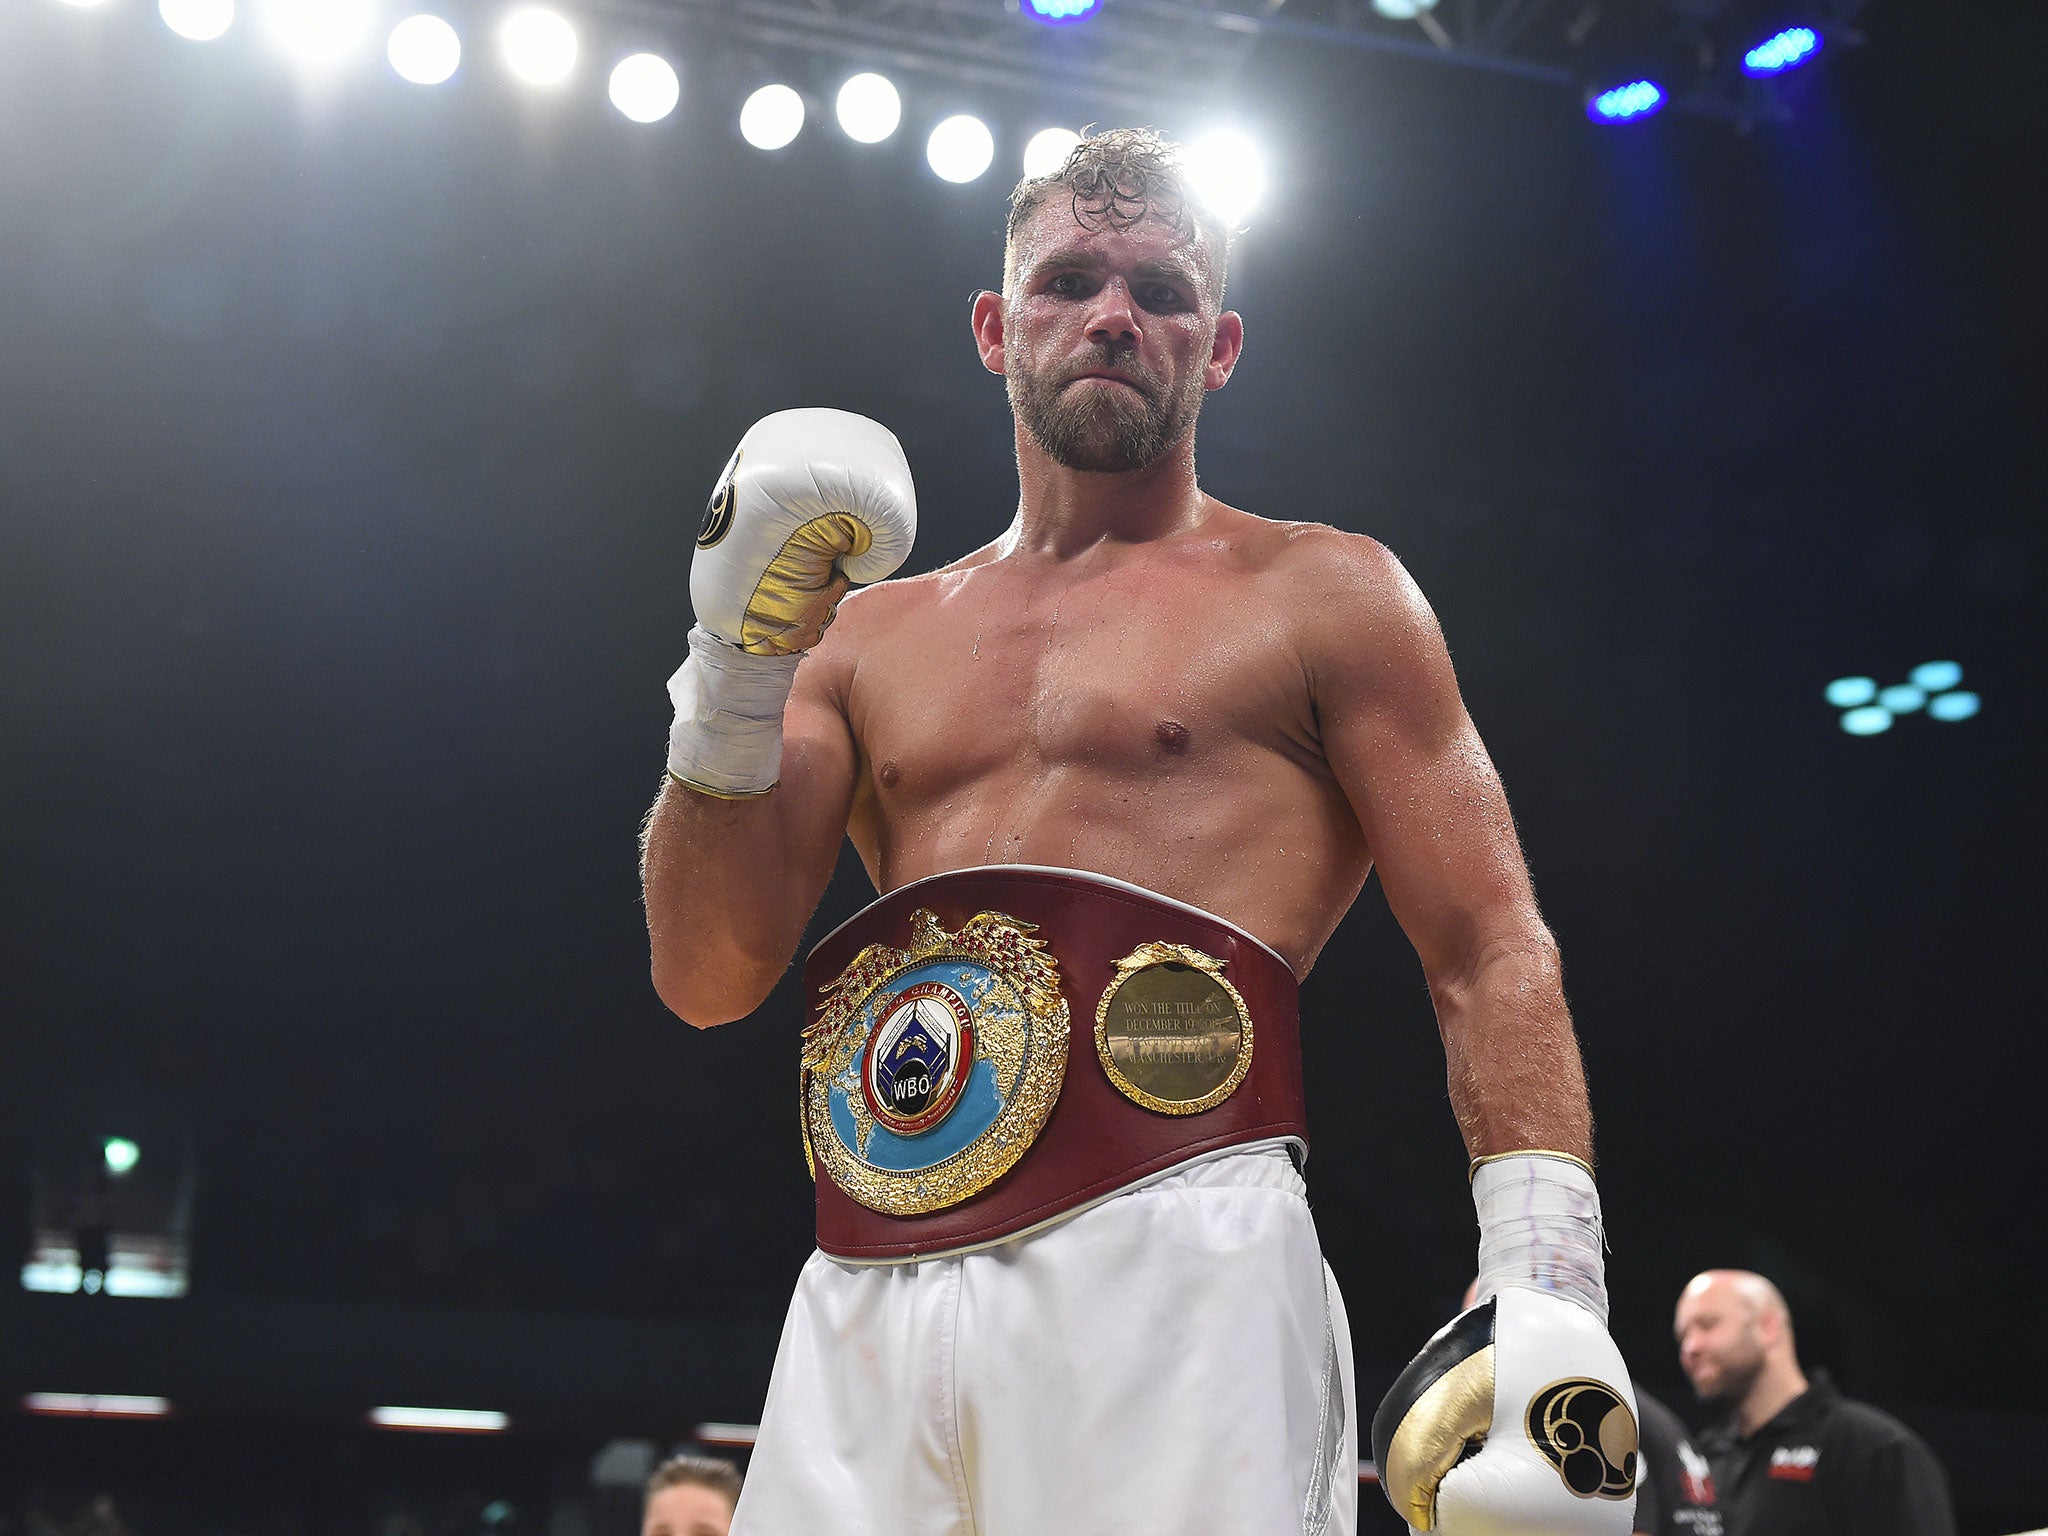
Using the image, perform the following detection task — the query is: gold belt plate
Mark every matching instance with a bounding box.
[801,910,1069,1216]
[1093,943,1254,1115]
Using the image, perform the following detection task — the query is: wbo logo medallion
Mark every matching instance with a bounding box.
[863,981,976,1134]
[802,910,1068,1216]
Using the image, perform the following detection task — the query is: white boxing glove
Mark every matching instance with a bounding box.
[1372,1154,1640,1535]
[666,409,916,798]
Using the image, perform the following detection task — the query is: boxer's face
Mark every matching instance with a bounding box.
[990,203,1240,473]
[1674,1281,1766,1405]
[642,1483,733,1536]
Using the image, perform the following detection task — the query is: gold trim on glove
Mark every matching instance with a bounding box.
[1383,1345,1495,1531]
[1468,1148,1595,1182]
[667,768,778,800]
[740,514,872,655]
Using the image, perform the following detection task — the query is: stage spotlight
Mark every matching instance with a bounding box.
[740,83,803,149]
[1877,683,1926,715]
[1588,80,1665,122]
[370,1406,512,1432]
[388,14,459,83]
[609,53,678,122]
[835,72,900,144]
[1371,0,1439,16]
[1023,127,1081,178]
[1185,129,1265,225]
[102,1138,140,1177]
[500,6,576,86]
[1824,676,1877,709]
[927,114,995,183]
[56,0,111,10]
[1910,660,1963,693]
[1743,26,1822,77]
[160,0,234,41]
[1024,0,1102,23]
[24,1394,172,1418]
[265,0,372,63]
[1928,691,1980,722]
[1839,705,1892,737]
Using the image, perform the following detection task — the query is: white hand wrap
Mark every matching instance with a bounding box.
[1473,1152,1609,1325]
[665,625,802,797]
[1375,1155,1637,1533]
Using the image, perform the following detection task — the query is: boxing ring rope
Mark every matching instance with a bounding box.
[693,1424,1385,1484]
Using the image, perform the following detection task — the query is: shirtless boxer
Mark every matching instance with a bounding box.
[641,129,1637,1534]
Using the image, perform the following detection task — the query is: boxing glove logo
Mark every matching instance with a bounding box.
[697,448,741,549]
[1526,1378,1638,1500]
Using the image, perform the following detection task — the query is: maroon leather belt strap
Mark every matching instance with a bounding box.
[802,866,1308,1262]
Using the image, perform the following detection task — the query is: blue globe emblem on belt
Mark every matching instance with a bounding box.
[803,907,1070,1213]
[821,958,1020,1177]
[862,980,976,1136]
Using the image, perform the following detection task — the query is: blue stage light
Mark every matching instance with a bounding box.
[1910,660,1963,693]
[1877,684,1926,715]
[1928,691,1981,722]
[1839,705,1892,736]
[1588,81,1665,123]
[1825,676,1877,709]
[1743,26,1822,77]
[1025,0,1103,23]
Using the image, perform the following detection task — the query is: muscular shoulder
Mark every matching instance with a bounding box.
[1245,518,1447,695]
[1258,518,1430,620]
[798,562,954,699]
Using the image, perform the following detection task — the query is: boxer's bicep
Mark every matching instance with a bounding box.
[1305,540,1543,984]
[777,650,863,895]
[1304,537,1590,1157]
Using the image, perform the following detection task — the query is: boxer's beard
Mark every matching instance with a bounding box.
[1009,342,1205,473]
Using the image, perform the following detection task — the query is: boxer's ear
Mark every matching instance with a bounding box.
[1205,310,1244,391]
[971,290,1006,377]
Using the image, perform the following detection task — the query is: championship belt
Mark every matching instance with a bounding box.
[800,866,1309,1261]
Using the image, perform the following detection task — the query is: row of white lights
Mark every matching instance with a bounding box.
[51,0,1267,213]
[22,1395,509,1431]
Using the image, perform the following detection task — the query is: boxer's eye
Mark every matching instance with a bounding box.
[1047,272,1088,296]
[1136,283,1187,312]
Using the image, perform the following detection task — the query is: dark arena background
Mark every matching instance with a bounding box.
[3,0,2044,1530]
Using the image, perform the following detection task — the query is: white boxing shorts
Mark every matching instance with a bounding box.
[731,1140,1357,1536]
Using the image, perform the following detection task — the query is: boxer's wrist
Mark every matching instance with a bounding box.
[665,624,802,797]
[1471,1150,1609,1324]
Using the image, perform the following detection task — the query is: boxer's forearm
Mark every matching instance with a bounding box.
[1429,932,1594,1164]
[643,410,913,1028]
[640,777,828,1028]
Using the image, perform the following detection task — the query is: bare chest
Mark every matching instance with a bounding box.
[848,561,1310,797]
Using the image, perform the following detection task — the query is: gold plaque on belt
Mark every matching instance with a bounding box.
[1094,943,1253,1115]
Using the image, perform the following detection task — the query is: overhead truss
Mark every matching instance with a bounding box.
[622,0,1873,122]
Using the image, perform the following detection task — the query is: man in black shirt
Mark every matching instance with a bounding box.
[1634,1387,1723,1536]
[1674,1269,1955,1536]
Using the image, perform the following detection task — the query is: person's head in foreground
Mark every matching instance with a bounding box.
[974,127,1243,477]
[642,1453,742,1536]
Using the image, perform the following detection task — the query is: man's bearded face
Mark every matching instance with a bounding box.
[1000,207,1219,474]
[1006,335,1208,474]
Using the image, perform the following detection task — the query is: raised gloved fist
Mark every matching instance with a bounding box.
[691,408,916,656]
[1373,1288,1638,1536]
[666,409,916,798]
